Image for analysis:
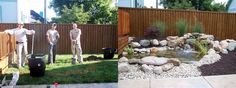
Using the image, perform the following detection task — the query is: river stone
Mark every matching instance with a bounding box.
[160,40,168,46]
[118,63,130,73]
[140,39,151,47]
[220,40,229,49]
[153,66,163,74]
[161,63,174,72]
[151,39,159,46]
[168,58,181,66]
[140,56,168,65]
[227,41,236,51]
[141,64,153,73]
[130,42,141,48]
[119,57,129,63]
[128,58,140,64]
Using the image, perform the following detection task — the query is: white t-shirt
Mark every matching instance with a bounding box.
[46,29,59,44]
[70,28,81,44]
[4,28,30,42]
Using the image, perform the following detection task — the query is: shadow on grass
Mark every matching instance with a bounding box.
[1,59,118,85]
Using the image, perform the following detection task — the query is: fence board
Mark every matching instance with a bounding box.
[0,24,117,54]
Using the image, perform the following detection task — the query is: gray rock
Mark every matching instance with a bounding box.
[128,58,140,64]
[186,39,196,44]
[161,63,174,72]
[128,37,135,43]
[130,42,141,48]
[167,36,178,41]
[118,63,130,73]
[153,66,163,74]
[139,39,150,47]
[151,39,159,46]
[141,64,153,73]
[227,42,236,51]
[197,53,221,66]
[140,56,168,65]
[199,35,214,41]
[160,40,168,46]
[119,57,129,63]
[221,49,228,54]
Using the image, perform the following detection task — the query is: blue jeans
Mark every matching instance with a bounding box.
[48,44,56,64]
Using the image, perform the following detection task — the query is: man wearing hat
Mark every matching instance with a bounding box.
[4,22,35,68]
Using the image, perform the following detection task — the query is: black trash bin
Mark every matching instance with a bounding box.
[102,48,117,59]
[28,54,46,77]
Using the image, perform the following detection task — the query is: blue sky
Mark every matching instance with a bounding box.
[30,0,228,20]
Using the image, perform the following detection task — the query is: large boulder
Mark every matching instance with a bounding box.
[140,39,151,47]
[130,42,141,48]
[160,40,168,46]
[167,36,179,41]
[119,57,129,63]
[196,53,221,66]
[128,37,135,43]
[199,34,214,41]
[220,40,229,49]
[227,41,236,51]
[161,63,174,72]
[140,56,168,65]
[128,58,140,64]
[151,39,159,46]
[153,66,163,74]
[141,64,153,73]
[118,63,130,73]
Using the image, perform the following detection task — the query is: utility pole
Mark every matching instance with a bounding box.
[44,0,47,24]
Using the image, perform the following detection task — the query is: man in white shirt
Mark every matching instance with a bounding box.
[4,22,35,68]
[70,23,83,64]
[46,23,60,64]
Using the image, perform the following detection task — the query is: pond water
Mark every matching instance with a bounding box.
[133,50,202,62]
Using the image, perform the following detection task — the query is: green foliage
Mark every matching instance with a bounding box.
[193,21,204,33]
[153,21,166,37]
[51,4,90,24]
[124,46,134,59]
[50,0,117,24]
[160,0,226,11]
[176,19,188,36]
[193,41,208,59]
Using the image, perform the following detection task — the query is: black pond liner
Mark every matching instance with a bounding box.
[28,54,46,77]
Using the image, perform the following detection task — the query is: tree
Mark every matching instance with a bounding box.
[160,0,226,11]
[51,4,90,24]
[50,0,117,24]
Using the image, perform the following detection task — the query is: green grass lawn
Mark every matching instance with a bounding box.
[0,54,118,85]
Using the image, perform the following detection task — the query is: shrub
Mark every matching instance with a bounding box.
[193,41,208,59]
[124,46,134,59]
[193,21,204,33]
[176,19,188,36]
[144,26,160,39]
[153,21,166,37]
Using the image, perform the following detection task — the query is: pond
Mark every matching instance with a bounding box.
[133,49,202,62]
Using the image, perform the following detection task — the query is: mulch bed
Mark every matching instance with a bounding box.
[199,49,236,76]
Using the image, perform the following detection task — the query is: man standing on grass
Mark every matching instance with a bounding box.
[70,23,83,64]
[4,22,35,68]
[46,23,60,64]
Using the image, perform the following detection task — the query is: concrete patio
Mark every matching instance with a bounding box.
[119,74,236,88]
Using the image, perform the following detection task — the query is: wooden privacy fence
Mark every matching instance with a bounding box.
[118,10,130,54]
[0,32,16,74]
[0,24,117,54]
[119,7,236,40]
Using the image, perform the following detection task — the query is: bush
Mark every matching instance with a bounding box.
[176,19,188,36]
[124,46,134,59]
[153,21,166,37]
[144,26,161,39]
[193,21,204,33]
